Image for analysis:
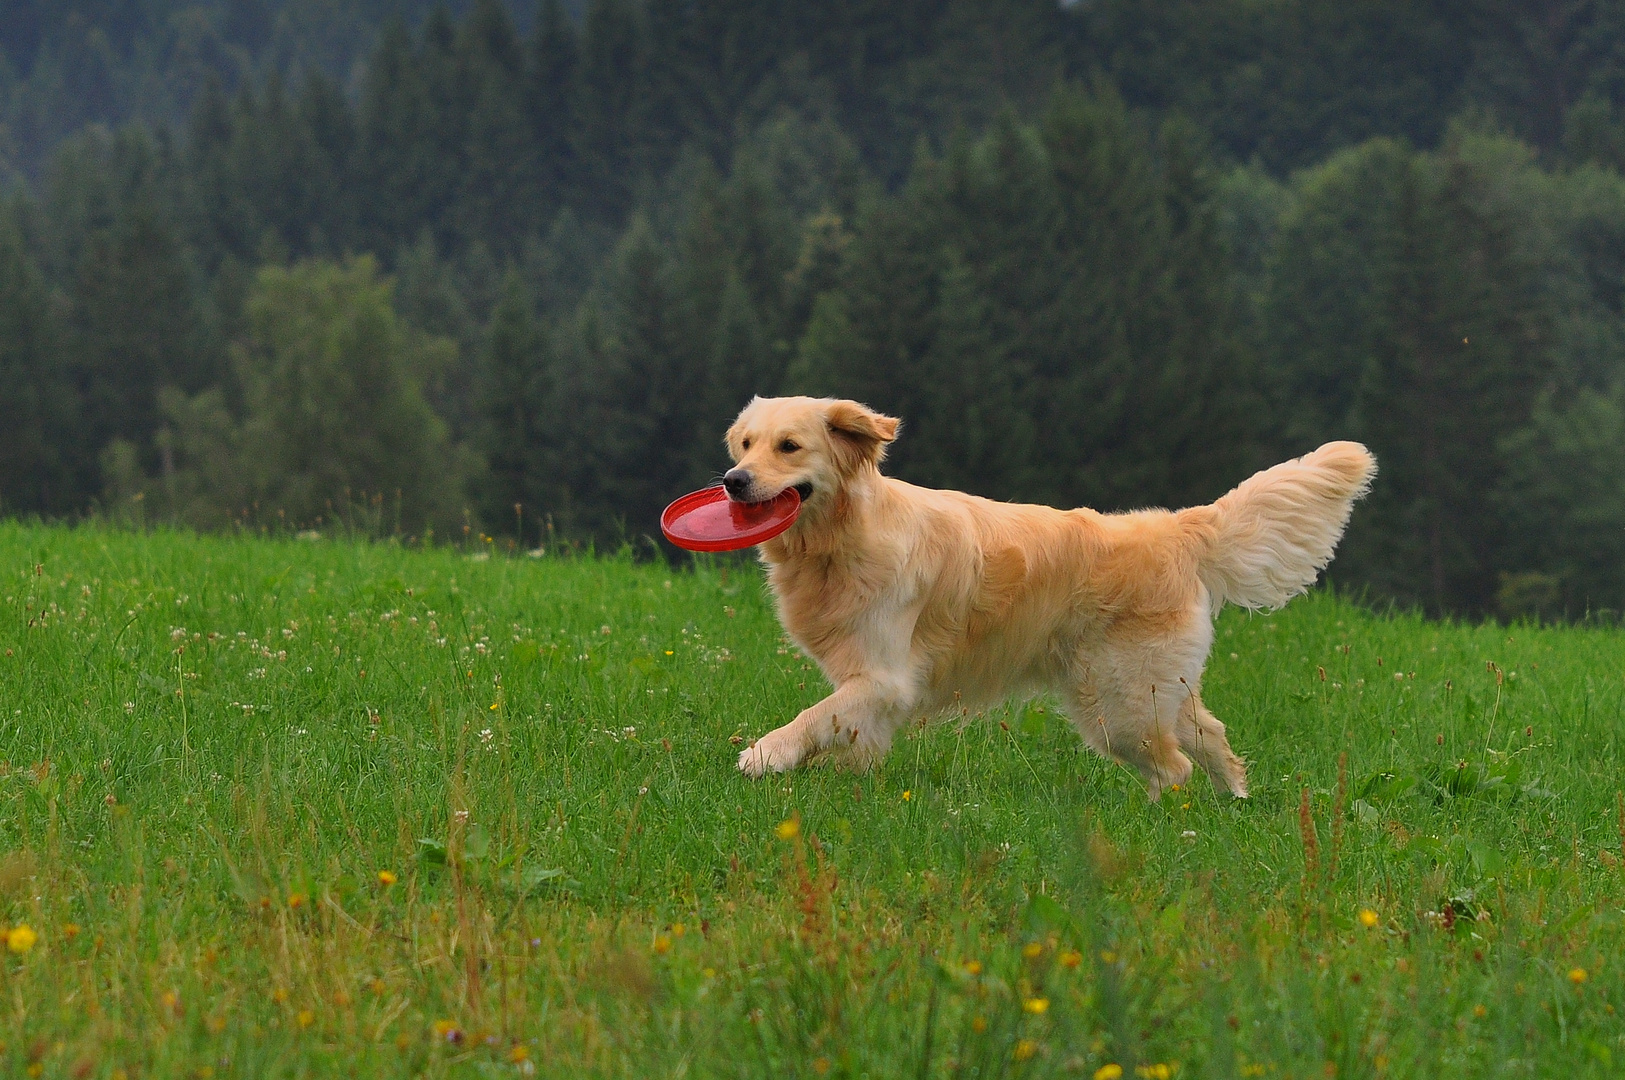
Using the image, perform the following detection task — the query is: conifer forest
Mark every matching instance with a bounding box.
[6,1,1625,619]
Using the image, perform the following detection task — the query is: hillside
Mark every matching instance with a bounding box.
[0,524,1620,1074]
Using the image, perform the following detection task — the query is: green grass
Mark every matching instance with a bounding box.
[0,522,1622,1078]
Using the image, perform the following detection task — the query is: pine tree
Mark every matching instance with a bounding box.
[185,72,241,266]
[574,0,648,220]
[416,5,469,251]
[295,71,359,255]
[455,0,538,253]
[356,17,440,254]
[476,271,557,539]
[0,214,78,512]
[571,216,707,541]
[699,267,773,465]
[70,201,205,476]
[525,0,579,219]
[917,251,1033,493]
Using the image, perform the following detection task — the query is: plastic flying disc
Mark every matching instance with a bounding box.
[660,485,802,552]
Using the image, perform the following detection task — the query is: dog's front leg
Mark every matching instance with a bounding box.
[738,676,909,778]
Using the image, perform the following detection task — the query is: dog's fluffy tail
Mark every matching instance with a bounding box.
[1182,442,1376,612]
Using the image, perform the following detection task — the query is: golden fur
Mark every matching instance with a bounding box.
[726,396,1376,798]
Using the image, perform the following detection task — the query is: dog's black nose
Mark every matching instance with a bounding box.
[722,468,752,498]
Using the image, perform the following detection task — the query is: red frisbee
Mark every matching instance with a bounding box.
[660,486,802,552]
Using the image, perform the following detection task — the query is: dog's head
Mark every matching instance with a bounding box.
[722,396,899,508]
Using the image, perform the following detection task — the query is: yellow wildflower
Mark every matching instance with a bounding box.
[1022,941,1043,960]
[1023,997,1049,1014]
[1095,1066,1124,1080]
[1013,1039,1038,1061]
[1136,1065,1172,1080]
[971,1016,988,1034]
[775,818,800,841]
[509,1045,530,1063]
[287,893,305,910]
[272,988,289,1003]
[297,1010,315,1029]
[61,923,80,940]
[1569,967,1588,985]
[377,870,398,887]
[5,924,37,954]
[653,934,672,955]
[1358,909,1379,928]
[963,959,983,976]
[1060,950,1083,969]
[901,790,912,801]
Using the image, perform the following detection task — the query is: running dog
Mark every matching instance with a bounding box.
[725,396,1374,798]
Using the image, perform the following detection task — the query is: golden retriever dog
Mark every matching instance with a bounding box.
[725,396,1375,798]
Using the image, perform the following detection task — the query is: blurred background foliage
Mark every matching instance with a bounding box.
[5,1,1625,618]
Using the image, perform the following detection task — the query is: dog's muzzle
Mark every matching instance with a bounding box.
[723,468,814,504]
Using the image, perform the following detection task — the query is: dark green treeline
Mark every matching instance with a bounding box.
[7,0,1625,619]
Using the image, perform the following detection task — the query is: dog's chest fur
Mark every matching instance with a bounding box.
[761,538,902,675]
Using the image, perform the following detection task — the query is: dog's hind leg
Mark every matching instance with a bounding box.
[1080,620,1224,800]
[1100,680,1194,801]
[1062,657,1193,799]
[1175,692,1248,798]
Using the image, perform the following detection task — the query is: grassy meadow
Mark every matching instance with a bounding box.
[0,522,1622,1078]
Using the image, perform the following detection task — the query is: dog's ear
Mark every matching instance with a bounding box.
[825,400,899,470]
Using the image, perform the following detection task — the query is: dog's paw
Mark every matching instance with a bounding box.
[737,730,802,778]
[736,745,771,778]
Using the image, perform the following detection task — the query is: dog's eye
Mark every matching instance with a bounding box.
[779,439,801,454]
[741,438,751,450]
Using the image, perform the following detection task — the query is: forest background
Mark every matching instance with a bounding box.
[5,0,1625,619]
